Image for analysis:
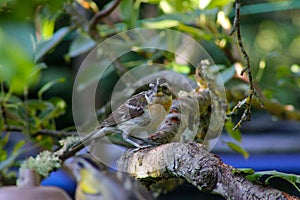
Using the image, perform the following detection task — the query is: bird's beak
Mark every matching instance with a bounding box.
[153,91,164,97]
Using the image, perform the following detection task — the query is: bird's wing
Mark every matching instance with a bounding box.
[101,92,148,127]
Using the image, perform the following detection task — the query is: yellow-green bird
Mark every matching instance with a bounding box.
[65,155,153,200]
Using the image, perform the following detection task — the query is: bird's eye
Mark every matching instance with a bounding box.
[160,83,169,90]
[160,84,171,95]
[161,85,168,91]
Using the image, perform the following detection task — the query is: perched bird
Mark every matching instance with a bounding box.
[71,78,173,149]
[65,155,154,200]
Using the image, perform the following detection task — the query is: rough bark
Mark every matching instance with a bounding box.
[117,142,298,200]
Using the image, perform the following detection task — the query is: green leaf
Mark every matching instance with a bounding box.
[68,34,96,58]
[221,64,236,84]
[0,149,7,162]
[0,28,38,94]
[232,168,255,176]
[177,23,210,39]
[227,142,249,159]
[0,134,17,169]
[38,97,66,125]
[138,0,161,4]
[120,0,138,28]
[48,97,67,117]
[33,63,48,76]
[142,19,180,28]
[9,96,22,103]
[0,133,10,147]
[239,1,300,16]
[167,62,190,74]
[38,77,65,100]
[225,119,242,142]
[0,143,22,170]
[35,26,71,62]
[266,176,300,196]
[25,100,55,128]
[206,0,234,9]
[12,140,25,154]
[245,170,300,197]
[246,170,300,184]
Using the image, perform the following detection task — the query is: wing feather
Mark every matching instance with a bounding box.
[100,92,148,127]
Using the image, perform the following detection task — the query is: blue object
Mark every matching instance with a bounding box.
[219,153,300,174]
[41,169,76,199]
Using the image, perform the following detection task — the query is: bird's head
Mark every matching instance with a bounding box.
[146,78,172,112]
[65,155,105,181]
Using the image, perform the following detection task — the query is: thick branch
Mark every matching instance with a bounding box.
[117,142,298,200]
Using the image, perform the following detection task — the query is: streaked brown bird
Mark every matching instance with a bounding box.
[71,78,172,149]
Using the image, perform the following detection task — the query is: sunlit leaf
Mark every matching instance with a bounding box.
[167,62,190,74]
[138,0,161,4]
[227,142,249,159]
[0,28,38,94]
[142,19,180,28]
[225,119,242,142]
[35,26,71,62]
[120,0,138,28]
[177,23,211,39]
[158,0,199,13]
[0,150,7,162]
[206,0,234,9]
[41,18,55,40]
[47,97,67,118]
[232,168,255,175]
[12,140,25,154]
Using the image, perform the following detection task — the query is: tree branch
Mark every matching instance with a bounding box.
[89,0,121,31]
[4,125,77,138]
[117,142,299,200]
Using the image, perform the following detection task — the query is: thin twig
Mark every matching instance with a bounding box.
[89,0,121,28]
[229,0,263,129]
[0,83,8,132]
[229,0,240,36]
[4,125,77,138]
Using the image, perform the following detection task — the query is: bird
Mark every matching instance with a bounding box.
[71,78,173,150]
[65,155,154,200]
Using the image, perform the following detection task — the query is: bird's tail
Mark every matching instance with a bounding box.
[69,127,111,152]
